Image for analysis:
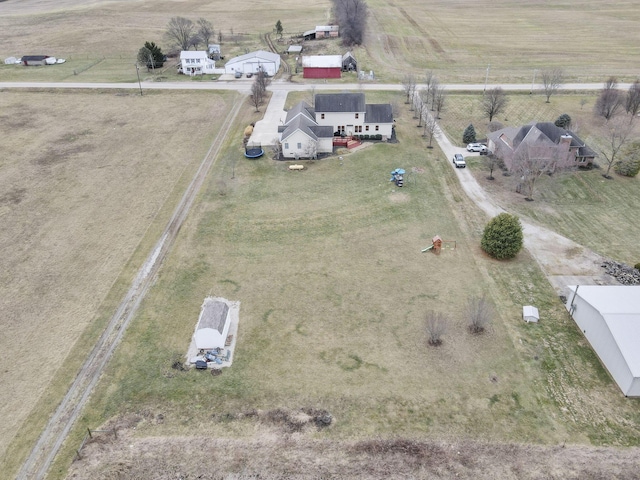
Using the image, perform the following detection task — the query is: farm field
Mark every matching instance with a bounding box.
[1,0,640,478]
[2,0,640,83]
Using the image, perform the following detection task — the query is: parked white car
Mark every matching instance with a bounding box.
[453,153,466,168]
[466,143,487,153]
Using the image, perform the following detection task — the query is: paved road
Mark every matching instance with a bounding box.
[0,81,629,92]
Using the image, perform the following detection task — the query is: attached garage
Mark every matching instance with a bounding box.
[302,55,342,79]
[566,285,640,397]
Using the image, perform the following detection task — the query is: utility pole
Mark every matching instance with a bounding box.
[530,69,537,94]
[135,64,143,96]
[483,64,490,93]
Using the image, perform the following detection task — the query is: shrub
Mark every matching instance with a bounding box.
[554,113,572,129]
[463,124,476,144]
[374,134,382,140]
[614,158,640,177]
[635,263,640,271]
[466,294,494,334]
[481,213,523,259]
[425,311,448,346]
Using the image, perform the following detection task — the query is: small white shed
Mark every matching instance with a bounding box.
[193,298,230,350]
[523,305,539,323]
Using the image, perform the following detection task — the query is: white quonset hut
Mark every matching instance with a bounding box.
[224,50,280,77]
[565,285,640,397]
[193,297,231,350]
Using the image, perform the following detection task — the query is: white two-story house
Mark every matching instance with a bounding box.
[179,51,216,75]
[278,93,394,159]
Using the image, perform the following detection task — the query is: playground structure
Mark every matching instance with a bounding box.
[390,168,405,187]
[422,235,456,254]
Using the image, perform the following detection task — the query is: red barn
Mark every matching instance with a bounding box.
[302,55,342,79]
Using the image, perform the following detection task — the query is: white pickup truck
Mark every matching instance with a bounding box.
[453,153,466,168]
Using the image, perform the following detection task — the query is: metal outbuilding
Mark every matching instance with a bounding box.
[566,285,640,397]
[302,55,342,79]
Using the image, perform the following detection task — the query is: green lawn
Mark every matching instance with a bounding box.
[49,91,640,477]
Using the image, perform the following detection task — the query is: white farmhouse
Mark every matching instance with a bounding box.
[180,51,216,75]
[566,285,640,397]
[278,93,394,159]
[224,50,280,77]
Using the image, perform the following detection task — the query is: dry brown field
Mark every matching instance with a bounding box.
[0,88,237,466]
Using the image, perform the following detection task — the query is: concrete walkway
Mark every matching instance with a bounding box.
[247,88,288,148]
[429,115,614,294]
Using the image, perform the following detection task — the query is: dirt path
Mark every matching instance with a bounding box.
[15,97,244,480]
[430,115,614,294]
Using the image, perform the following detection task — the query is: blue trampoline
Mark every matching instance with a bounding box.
[244,144,264,158]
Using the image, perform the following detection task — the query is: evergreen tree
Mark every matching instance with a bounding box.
[463,124,477,144]
[481,213,523,260]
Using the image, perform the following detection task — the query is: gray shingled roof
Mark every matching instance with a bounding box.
[505,122,597,158]
[365,104,393,124]
[285,101,315,124]
[315,93,365,113]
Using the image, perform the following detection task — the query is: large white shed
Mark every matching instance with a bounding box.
[565,285,640,397]
[224,50,280,76]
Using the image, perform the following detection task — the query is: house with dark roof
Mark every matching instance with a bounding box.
[342,51,357,72]
[278,102,334,159]
[314,93,393,139]
[487,122,597,170]
[277,93,394,159]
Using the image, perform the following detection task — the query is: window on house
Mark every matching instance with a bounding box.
[321,114,325,119]
[365,125,369,131]
[297,143,302,149]
[355,113,359,119]
[375,125,379,131]
[284,143,289,149]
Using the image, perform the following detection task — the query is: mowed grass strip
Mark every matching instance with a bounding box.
[61,93,639,480]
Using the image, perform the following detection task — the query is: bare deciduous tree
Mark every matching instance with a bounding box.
[333,0,369,46]
[483,153,502,180]
[466,295,494,334]
[425,311,448,346]
[598,118,637,178]
[250,81,264,112]
[304,140,318,159]
[415,94,426,127]
[423,70,435,109]
[430,78,440,111]
[197,18,214,48]
[433,85,446,119]
[423,114,437,148]
[595,77,623,122]
[402,74,416,104]
[541,68,563,103]
[271,138,282,160]
[625,79,640,119]
[165,16,196,51]
[512,143,571,200]
[482,87,508,122]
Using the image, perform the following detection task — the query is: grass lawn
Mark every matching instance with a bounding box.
[437,93,640,266]
[48,92,640,478]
